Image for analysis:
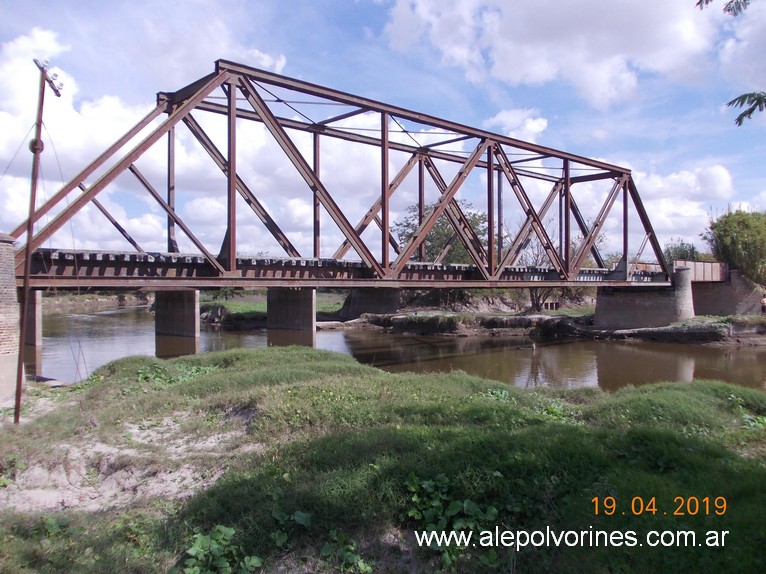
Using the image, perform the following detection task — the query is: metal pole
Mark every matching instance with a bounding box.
[313,132,321,258]
[418,157,425,261]
[381,112,389,270]
[167,126,178,252]
[15,60,60,424]
[226,80,237,269]
[486,144,495,275]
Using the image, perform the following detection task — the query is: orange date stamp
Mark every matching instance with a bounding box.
[591,496,727,517]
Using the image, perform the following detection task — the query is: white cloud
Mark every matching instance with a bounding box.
[484,108,547,143]
[716,2,766,91]
[385,0,721,109]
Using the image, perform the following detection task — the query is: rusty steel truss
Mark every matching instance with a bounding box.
[11,59,670,289]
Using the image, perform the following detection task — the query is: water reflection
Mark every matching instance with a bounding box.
[32,307,766,392]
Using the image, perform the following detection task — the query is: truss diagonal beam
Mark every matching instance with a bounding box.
[494,146,567,278]
[627,178,670,275]
[182,113,300,257]
[78,184,144,253]
[568,177,624,273]
[391,139,490,276]
[492,181,563,279]
[128,165,226,274]
[11,103,166,240]
[16,70,231,260]
[333,153,419,260]
[423,156,490,276]
[237,76,385,277]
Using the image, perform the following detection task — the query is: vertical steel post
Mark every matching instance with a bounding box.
[167,126,179,252]
[381,113,390,270]
[497,169,503,262]
[226,80,237,269]
[486,144,495,275]
[418,156,426,261]
[622,180,629,279]
[313,131,321,258]
[563,159,571,277]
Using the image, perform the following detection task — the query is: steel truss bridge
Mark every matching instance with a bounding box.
[11,59,670,290]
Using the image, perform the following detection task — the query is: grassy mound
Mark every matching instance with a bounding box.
[1,347,764,573]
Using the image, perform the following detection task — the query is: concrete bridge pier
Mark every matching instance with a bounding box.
[267,287,316,333]
[21,289,42,378]
[594,267,694,330]
[154,290,200,358]
[338,288,402,319]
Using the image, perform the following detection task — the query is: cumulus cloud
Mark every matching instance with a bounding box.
[484,108,548,143]
[384,0,721,109]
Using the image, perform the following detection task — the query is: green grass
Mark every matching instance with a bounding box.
[201,291,345,317]
[1,348,764,573]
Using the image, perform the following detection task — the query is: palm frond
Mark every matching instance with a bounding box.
[726,91,766,126]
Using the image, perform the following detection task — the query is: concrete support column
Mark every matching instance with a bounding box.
[0,233,20,400]
[20,289,42,378]
[154,290,200,358]
[673,267,694,323]
[339,288,401,320]
[267,287,316,331]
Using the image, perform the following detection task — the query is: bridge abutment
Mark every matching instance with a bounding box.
[0,233,20,400]
[267,287,316,332]
[154,290,200,357]
[594,267,694,330]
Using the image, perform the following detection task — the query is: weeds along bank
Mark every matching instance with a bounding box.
[1,347,765,573]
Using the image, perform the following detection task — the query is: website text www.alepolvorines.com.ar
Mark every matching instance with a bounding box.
[415,525,730,551]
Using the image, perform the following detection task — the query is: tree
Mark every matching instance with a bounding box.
[392,200,488,265]
[702,210,766,283]
[663,237,700,262]
[697,0,765,125]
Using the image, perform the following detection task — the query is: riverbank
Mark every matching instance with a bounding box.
[352,311,766,346]
[1,346,765,573]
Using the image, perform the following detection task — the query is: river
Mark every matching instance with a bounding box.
[29,307,766,391]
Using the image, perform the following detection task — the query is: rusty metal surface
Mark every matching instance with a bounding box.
[12,59,674,289]
[23,249,670,289]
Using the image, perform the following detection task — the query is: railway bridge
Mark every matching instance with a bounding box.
[2,59,712,402]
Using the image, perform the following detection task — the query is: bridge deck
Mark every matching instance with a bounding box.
[21,249,670,289]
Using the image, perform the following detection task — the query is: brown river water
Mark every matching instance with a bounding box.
[30,307,766,391]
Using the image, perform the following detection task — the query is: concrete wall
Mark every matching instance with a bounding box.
[692,270,763,316]
[155,290,200,338]
[267,287,316,331]
[595,268,694,330]
[0,233,20,400]
[155,290,200,358]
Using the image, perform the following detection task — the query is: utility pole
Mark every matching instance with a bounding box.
[14,59,62,424]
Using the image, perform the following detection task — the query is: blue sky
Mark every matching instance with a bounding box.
[0,0,764,259]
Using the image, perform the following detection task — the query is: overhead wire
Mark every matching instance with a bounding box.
[40,121,90,381]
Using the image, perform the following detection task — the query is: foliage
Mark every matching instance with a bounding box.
[726,91,766,126]
[663,237,700,262]
[696,0,763,124]
[172,525,262,574]
[320,530,374,573]
[393,200,488,265]
[201,288,243,302]
[703,210,766,283]
[696,0,751,17]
